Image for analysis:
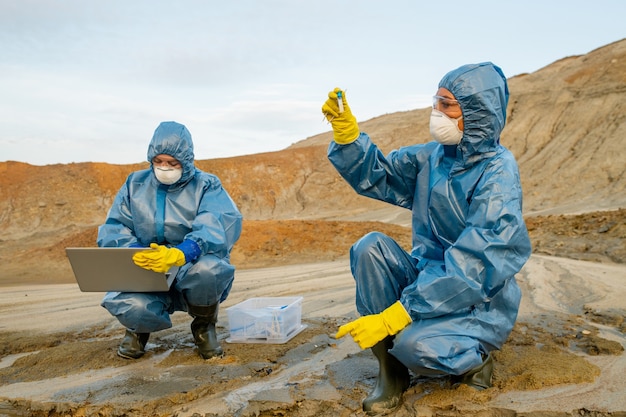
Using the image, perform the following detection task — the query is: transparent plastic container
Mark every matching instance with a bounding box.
[226,296,306,344]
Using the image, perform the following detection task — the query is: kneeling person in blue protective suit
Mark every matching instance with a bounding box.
[98,121,243,360]
[322,62,531,413]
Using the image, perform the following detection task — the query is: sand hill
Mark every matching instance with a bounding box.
[1,40,625,281]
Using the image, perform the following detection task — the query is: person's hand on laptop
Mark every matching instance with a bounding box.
[133,243,186,273]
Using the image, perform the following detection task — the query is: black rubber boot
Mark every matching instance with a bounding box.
[117,329,150,359]
[362,336,410,415]
[188,303,223,359]
[455,352,493,390]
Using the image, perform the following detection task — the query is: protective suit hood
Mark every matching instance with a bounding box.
[147,121,195,185]
[438,62,509,167]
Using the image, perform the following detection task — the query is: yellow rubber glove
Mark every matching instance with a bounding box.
[132,243,186,273]
[335,301,412,349]
[321,88,360,144]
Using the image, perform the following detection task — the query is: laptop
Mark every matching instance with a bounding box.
[66,247,179,292]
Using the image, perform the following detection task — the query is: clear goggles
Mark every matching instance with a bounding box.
[432,95,460,109]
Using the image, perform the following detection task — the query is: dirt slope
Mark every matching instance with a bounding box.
[1,39,625,287]
[1,40,625,245]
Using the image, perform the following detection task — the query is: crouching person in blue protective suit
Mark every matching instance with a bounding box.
[98,121,242,360]
[322,62,531,414]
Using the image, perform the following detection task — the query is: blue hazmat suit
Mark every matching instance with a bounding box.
[328,63,532,376]
[98,121,243,334]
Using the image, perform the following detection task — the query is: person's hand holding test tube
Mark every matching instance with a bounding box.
[321,87,359,144]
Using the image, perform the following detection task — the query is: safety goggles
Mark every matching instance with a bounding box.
[432,95,460,110]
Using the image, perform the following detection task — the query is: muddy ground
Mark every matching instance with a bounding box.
[0,209,625,416]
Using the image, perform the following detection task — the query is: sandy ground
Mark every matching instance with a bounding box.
[0,254,624,417]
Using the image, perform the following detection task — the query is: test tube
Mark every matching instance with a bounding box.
[337,91,344,113]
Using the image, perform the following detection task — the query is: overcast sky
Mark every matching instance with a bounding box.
[1,0,625,166]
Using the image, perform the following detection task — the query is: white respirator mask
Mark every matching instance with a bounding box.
[429,109,463,145]
[153,166,183,185]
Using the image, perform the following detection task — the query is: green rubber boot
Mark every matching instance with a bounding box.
[188,303,224,359]
[117,329,150,359]
[362,337,410,415]
[456,353,493,390]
